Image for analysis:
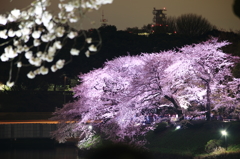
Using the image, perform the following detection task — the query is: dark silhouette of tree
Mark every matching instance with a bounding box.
[141,24,152,33]
[126,27,139,34]
[98,25,117,34]
[175,14,214,36]
[165,16,177,34]
[233,0,240,19]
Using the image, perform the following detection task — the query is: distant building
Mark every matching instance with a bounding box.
[152,7,168,34]
[152,7,167,26]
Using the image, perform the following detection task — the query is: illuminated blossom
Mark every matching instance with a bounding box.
[35,18,42,25]
[15,30,22,37]
[25,51,33,59]
[64,3,75,12]
[16,45,25,53]
[86,38,92,43]
[48,46,56,56]
[27,71,36,79]
[7,29,15,37]
[40,66,49,75]
[32,30,41,39]
[46,55,53,62]
[17,62,22,68]
[21,28,31,36]
[81,0,113,10]
[46,21,55,32]
[56,59,65,69]
[5,46,17,58]
[0,53,9,62]
[34,4,43,16]
[0,30,8,39]
[23,35,30,43]
[69,16,78,23]
[34,39,41,46]
[70,48,80,56]
[54,41,62,49]
[67,31,78,39]
[29,57,42,66]
[21,11,28,20]
[34,68,40,75]
[52,39,240,149]
[7,14,16,22]
[56,26,65,37]
[51,65,58,72]
[0,15,7,25]
[42,11,52,26]
[36,51,42,57]
[88,44,97,52]
[0,0,114,86]
[11,9,21,19]
[6,81,14,87]
[85,50,90,57]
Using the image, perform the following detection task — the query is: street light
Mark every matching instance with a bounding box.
[221,130,228,150]
[176,125,181,130]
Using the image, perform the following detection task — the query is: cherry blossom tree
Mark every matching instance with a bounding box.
[52,38,240,149]
[164,38,240,120]
[0,0,113,87]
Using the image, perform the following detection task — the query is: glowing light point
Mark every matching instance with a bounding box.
[88,125,93,130]
[221,130,227,136]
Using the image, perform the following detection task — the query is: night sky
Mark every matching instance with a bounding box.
[0,0,239,31]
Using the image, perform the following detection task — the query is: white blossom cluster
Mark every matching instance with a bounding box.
[0,0,113,87]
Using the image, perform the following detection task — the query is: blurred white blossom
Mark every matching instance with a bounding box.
[86,38,92,43]
[88,44,97,52]
[48,46,56,56]
[11,9,21,19]
[70,48,80,56]
[0,0,114,86]
[56,26,65,37]
[34,39,41,46]
[0,53,8,61]
[7,29,15,37]
[27,71,36,79]
[67,31,78,39]
[32,30,41,39]
[6,81,14,87]
[17,62,22,68]
[40,66,49,75]
[46,55,53,62]
[51,64,58,72]
[0,29,8,39]
[85,50,90,57]
[5,46,17,58]
[29,57,42,66]
[56,59,65,69]
[15,30,22,37]
[54,41,62,49]
[0,15,7,25]
[25,51,33,59]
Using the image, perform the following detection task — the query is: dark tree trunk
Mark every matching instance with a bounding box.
[206,82,211,121]
[164,95,183,120]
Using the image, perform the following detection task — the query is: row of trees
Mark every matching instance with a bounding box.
[52,38,240,149]
[127,13,214,36]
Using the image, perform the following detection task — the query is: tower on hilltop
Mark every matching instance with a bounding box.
[152,7,168,33]
[100,10,108,26]
[152,7,167,26]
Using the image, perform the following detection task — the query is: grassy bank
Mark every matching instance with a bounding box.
[146,120,240,158]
